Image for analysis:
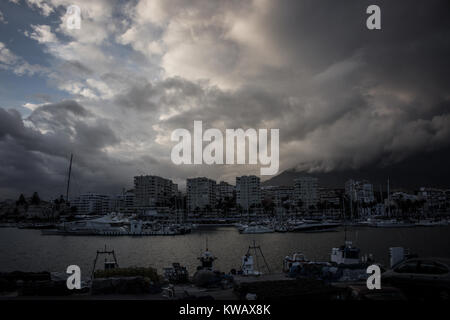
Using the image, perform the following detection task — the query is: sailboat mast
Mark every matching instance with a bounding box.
[66,153,73,202]
[349,185,353,220]
[342,197,347,242]
[387,178,390,218]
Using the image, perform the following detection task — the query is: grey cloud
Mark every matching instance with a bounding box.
[115,82,159,111]
[60,60,94,76]
[0,101,123,199]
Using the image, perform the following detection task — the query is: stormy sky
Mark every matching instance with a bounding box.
[0,0,449,199]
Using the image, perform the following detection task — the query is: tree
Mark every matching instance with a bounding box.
[31,192,41,205]
[17,194,27,206]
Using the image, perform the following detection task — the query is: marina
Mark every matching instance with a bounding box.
[1,224,449,275]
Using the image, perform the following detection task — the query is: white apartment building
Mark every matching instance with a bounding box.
[262,186,294,208]
[319,188,342,207]
[215,181,235,201]
[72,193,110,215]
[345,179,375,203]
[294,177,318,210]
[418,187,447,213]
[134,175,178,207]
[236,175,261,210]
[186,177,216,211]
[110,190,135,212]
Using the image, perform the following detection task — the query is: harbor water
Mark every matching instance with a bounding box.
[0,226,449,275]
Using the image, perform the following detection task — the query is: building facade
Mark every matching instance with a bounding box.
[319,188,342,207]
[215,181,235,202]
[72,193,110,215]
[294,176,318,210]
[110,189,135,212]
[418,187,448,214]
[186,177,216,211]
[236,175,261,210]
[262,185,294,208]
[345,179,375,203]
[134,175,178,207]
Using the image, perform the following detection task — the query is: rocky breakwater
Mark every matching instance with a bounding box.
[91,267,163,295]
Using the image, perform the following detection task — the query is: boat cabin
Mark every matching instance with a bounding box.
[283,252,309,273]
[198,250,217,270]
[330,241,361,265]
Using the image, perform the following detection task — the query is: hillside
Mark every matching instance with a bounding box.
[263,147,450,191]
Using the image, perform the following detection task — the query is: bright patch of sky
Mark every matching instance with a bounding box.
[0,1,70,115]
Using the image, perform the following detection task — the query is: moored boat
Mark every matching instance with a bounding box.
[240,222,274,234]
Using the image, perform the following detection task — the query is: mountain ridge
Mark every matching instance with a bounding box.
[262,147,450,191]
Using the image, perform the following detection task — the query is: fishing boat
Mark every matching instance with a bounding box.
[197,240,217,271]
[239,241,271,276]
[283,252,309,273]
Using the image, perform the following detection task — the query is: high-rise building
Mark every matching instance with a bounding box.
[294,177,318,209]
[186,177,216,211]
[215,181,235,202]
[236,175,261,210]
[72,193,110,215]
[134,175,178,207]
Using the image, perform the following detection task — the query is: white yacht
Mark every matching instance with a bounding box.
[48,214,128,235]
[240,222,274,234]
[289,221,340,232]
[368,219,415,228]
[416,219,448,227]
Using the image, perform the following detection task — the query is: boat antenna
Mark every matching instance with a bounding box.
[66,153,73,203]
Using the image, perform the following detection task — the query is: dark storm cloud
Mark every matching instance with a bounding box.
[0,101,124,198]
[142,0,450,174]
